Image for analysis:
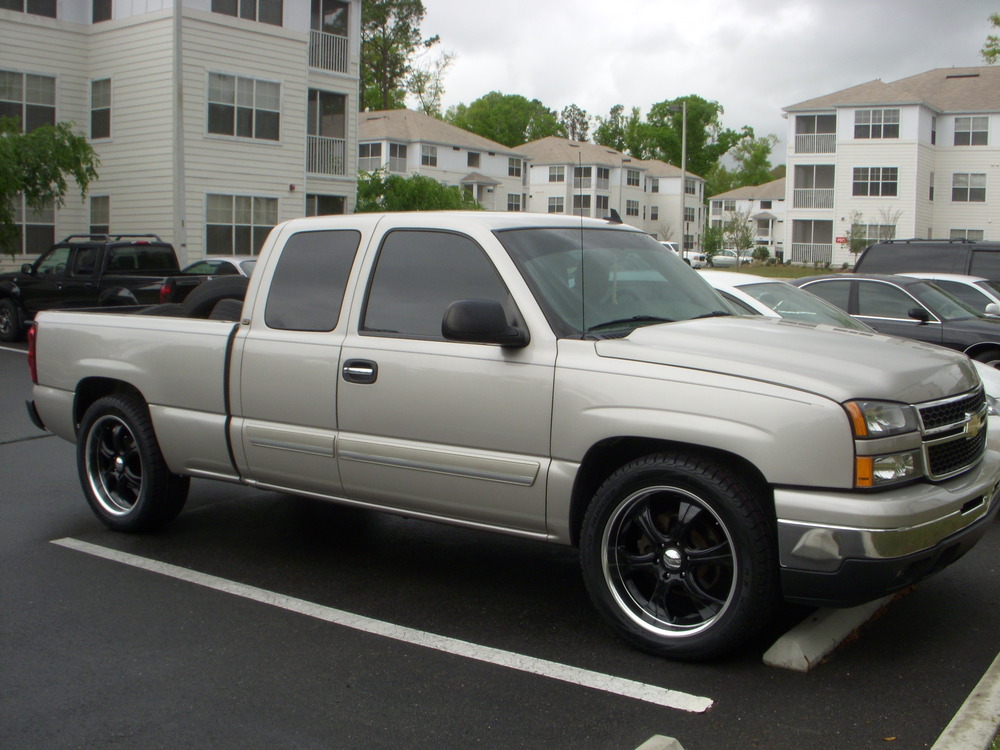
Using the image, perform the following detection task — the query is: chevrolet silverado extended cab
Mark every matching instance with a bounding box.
[27,212,1000,660]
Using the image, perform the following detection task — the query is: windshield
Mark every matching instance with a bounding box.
[740,281,869,330]
[497,227,732,337]
[911,281,983,321]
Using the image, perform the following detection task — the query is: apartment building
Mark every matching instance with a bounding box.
[783,66,1000,267]
[358,109,528,211]
[709,177,786,259]
[514,137,706,250]
[0,0,360,269]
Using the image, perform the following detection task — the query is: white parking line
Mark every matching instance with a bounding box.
[51,537,713,713]
[0,345,26,354]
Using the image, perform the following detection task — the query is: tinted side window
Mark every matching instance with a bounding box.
[362,230,510,339]
[856,243,964,274]
[72,247,99,276]
[932,280,990,311]
[36,246,71,276]
[857,282,919,319]
[803,280,851,312]
[265,230,360,331]
[107,245,179,272]
[969,250,1000,280]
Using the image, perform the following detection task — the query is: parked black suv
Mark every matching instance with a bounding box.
[853,238,1000,281]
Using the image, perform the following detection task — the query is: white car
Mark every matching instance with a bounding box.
[659,241,706,268]
[710,250,752,268]
[181,255,257,277]
[900,272,1000,317]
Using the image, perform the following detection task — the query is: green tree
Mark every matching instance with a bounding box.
[983,12,1000,63]
[0,117,99,256]
[845,210,869,261]
[731,133,778,187]
[645,96,751,178]
[593,104,649,156]
[559,104,590,141]
[356,169,482,212]
[445,92,563,147]
[722,208,754,254]
[361,0,438,111]
[701,223,724,256]
[406,49,454,117]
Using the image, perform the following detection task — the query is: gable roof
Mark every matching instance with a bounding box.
[784,66,1000,114]
[359,109,523,156]
[515,136,704,179]
[711,178,786,202]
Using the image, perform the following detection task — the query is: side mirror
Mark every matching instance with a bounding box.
[20,263,34,275]
[442,299,529,348]
[908,307,931,324]
[985,303,1000,317]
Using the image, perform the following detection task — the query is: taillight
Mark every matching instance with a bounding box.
[160,278,174,303]
[27,323,38,384]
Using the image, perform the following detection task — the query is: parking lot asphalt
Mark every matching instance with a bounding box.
[2,345,998,749]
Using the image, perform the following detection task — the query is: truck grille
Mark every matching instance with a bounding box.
[917,388,988,481]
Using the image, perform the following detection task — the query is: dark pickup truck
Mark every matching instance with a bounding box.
[0,234,186,342]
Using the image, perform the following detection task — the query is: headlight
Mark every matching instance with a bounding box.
[844,400,918,438]
[855,450,923,487]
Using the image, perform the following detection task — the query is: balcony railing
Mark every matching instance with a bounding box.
[790,243,833,264]
[309,30,349,73]
[596,178,610,190]
[795,133,836,154]
[573,178,592,189]
[793,188,834,209]
[307,135,346,175]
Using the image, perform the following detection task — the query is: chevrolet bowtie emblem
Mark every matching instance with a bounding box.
[966,411,984,438]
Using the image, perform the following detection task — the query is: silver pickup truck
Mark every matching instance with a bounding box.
[27,212,1000,660]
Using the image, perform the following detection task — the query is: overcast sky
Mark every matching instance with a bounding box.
[418,0,997,163]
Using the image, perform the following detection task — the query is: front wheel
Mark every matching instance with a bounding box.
[77,394,189,531]
[0,298,24,343]
[972,348,1000,369]
[580,453,778,660]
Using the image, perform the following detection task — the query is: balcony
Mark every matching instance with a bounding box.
[794,133,836,154]
[790,243,833,264]
[793,188,834,209]
[307,135,346,175]
[309,31,349,73]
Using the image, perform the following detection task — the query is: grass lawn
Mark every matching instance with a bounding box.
[705,262,850,279]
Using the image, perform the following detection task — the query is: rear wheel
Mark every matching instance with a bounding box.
[77,394,189,531]
[0,298,24,343]
[972,348,1000,369]
[580,453,778,660]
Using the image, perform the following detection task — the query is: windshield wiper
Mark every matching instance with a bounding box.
[585,315,674,333]
[692,310,733,319]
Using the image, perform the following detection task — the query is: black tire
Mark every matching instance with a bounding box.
[0,298,24,343]
[137,303,186,316]
[182,276,249,318]
[208,297,244,321]
[971,348,1000,369]
[77,394,189,532]
[580,453,778,660]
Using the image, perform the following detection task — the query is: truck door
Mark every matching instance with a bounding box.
[18,244,75,314]
[336,229,555,534]
[232,229,362,496]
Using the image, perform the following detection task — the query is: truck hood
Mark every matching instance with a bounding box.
[597,316,979,404]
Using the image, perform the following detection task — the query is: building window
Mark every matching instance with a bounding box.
[650,205,658,221]
[548,196,564,214]
[467,151,480,168]
[211,0,283,25]
[0,0,56,17]
[358,142,381,172]
[759,200,772,209]
[852,167,898,197]
[852,223,896,243]
[388,143,407,172]
[626,169,640,187]
[306,89,346,175]
[206,194,278,255]
[548,166,564,182]
[93,0,111,22]
[305,194,345,216]
[90,78,111,140]
[722,200,736,212]
[207,73,280,141]
[572,195,591,217]
[650,178,659,193]
[954,116,988,146]
[929,172,935,201]
[685,178,696,195]
[90,196,110,235]
[596,167,609,189]
[573,166,591,189]
[931,116,937,145]
[684,207,695,223]
[950,229,985,241]
[508,157,522,177]
[854,109,899,139]
[794,114,837,153]
[625,199,639,217]
[507,193,522,212]
[10,196,54,255]
[595,195,609,214]
[421,145,437,167]
[952,173,986,202]
[0,70,55,131]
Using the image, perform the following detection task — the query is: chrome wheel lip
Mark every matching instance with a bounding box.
[600,485,738,639]
[85,414,143,517]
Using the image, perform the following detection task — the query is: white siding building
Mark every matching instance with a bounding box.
[514,137,706,250]
[0,0,360,269]
[358,109,529,211]
[709,178,786,259]
[783,67,1000,267]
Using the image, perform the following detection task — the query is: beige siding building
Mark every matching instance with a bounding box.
[784,67,1000,267]
[709,178,786,259]
[1,0,360,269]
